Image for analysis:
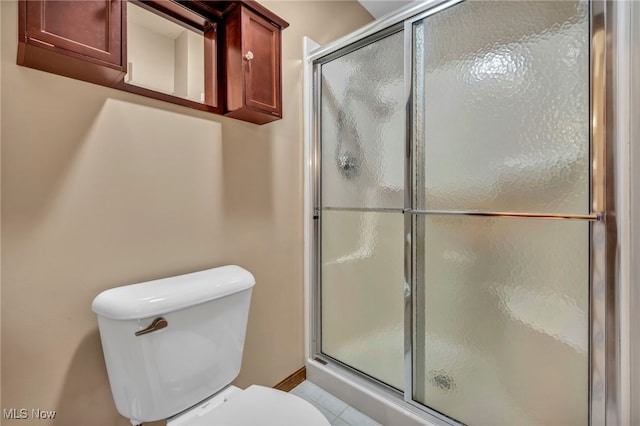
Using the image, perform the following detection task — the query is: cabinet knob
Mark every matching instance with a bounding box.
[244,51,254,61]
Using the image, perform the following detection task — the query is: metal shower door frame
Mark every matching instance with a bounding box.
[308,0,619,424]
[402,1,613,425]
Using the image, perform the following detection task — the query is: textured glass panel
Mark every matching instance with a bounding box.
[414,215,588,425]
[321,210,404,389]
[321,31,405,209]
[414,0,589,214]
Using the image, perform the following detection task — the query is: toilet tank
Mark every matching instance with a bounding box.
[92,265,255,424]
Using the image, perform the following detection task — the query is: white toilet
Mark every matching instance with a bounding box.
[92,265,330,426]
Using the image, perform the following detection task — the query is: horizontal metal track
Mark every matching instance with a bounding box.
[319,207,601,221]
[407,209,602,221]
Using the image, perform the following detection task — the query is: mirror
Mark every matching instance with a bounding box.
[126,2,205,103]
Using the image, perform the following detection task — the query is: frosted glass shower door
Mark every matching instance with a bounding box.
[319,30,405,390]
[411,1,590,425]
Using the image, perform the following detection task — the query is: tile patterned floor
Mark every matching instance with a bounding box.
[290,381,382,426]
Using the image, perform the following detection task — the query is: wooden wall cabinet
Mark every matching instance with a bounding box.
[18,0,126,87]
[224,4,288,125]
[17,1,289,125]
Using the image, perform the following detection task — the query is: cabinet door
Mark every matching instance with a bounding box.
[241,7,281,116]
[224,4,284,124]
[24,0,123,68]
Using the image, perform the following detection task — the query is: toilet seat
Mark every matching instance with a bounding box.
[168,385,330,426]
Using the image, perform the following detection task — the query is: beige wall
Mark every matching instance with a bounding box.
[0,2,372,425]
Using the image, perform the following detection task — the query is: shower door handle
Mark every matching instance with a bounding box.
[403,230,411,298]
[405,209,601,221]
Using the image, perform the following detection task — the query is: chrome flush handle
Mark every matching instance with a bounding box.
[135,317,168,336]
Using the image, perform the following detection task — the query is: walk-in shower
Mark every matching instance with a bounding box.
[306,0,627,424]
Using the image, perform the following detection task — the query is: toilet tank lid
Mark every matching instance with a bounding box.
[92,265,255,320]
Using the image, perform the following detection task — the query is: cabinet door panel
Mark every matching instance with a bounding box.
[242,7,280,115]
[26,0,122,67]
